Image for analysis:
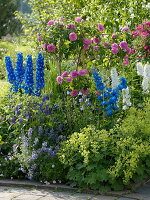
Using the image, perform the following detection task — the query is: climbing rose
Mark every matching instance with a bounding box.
[66,77,72,82]
[70,70,78,78]
[56,76,63,84]
[97,24,104,31]
[69,33,77,41]
[47,44,56,52]
[119,41,128,50]
[61,71,68,78]
[75,17,82,22]
[111,48,119,54]
[93,38,100,44]
[121,26,130,32]
[84,44,89,50]
[84,39,92,45]
[47,20,55,26]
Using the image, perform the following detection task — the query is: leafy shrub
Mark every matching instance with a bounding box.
[59,103,150,190]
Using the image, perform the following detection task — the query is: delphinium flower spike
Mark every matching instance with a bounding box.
[15,53,24,89]
[5,56,18,92]
[35,53,45,96]
[24,55,34,94]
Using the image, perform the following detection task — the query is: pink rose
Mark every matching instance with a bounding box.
[69,32,77,41]
[111,43,118,49]
[66,23,76,29]
[66,77,72,82]
[56,76,63,84]
[123,56,129,65]
[145,22,150,28]
[42,43,47,50]
[103,42,110,48]
[112,34,116,39]
[47,44,56,52]
[126,47,132,54]
[47,20,55,26]
[97,24,104,31]
[71,90,78,97]
[121,26,130,32]
[119,41,128,50]
[83,38,92,45]
[70,70,78,78]
[75,17,83,22]
[84,44,90,50]
[78,69,89,76]
[61,71,68,78]
[141,31,149,37]
[93,37,100,44]
[111,48,119,54]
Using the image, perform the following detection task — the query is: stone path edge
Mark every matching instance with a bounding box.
[0,179,145,198]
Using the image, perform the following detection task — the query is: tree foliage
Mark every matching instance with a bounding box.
[0,0,22,38]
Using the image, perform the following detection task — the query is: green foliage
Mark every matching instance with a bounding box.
[0,0,22,38]
[59,103,150,190]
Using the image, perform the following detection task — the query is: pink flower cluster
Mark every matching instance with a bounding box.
[56,69,89,84]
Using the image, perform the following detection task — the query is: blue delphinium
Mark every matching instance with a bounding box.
[5,56,18,92]
[92,70,128,116]
[15,53,24,89]
[35,53,45,95]
[24,55,34,94]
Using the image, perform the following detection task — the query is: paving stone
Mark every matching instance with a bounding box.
[92,195,116,200]
[0,191,20,198]
[136,185,150,195]
[12,194,44,200]
[124,193,150,200]
[117,198,135,200]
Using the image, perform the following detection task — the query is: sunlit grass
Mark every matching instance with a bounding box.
[0,80,10,98]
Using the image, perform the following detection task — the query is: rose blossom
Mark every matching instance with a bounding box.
[66,77,72,82]
[119,41,128,50]
[71,90,78,97]
[121,26,130,32]
[111,48,119,54]
[112,34,116,39]
[47,20,55,26]
[75,17,83,22]
[97,23,104,31]
[103,42,110,48]
[83,38,92,45]
[111,43,118,49]
[78,69,89,76]
[70,70,78,78]
[42,43,47,51]
[93,37,100,44]
[66,23,76,29]
[56,76,63,84]
[123,56,129,65]
[61,71,68,78]
[69,32,77,41]
[47,44,56,52]
[84,44,90,50]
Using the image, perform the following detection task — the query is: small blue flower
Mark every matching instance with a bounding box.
[106,109,113,116]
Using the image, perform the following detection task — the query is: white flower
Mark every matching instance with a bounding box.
[142,76,150,93]
[52,164,55,168]
[146,3,150,9]
[136,62,144,76]
[123,105,128,110]
[111,68,119,90]
[143,63,150,79]
[53,180,56,184]
[122,87,132,108]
